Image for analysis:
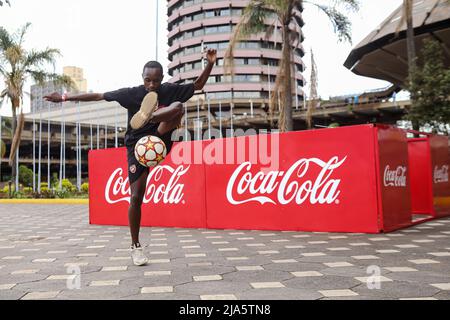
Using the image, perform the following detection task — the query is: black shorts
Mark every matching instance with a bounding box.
[126,129,175,184]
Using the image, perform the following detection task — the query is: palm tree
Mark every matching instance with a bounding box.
[397,0,419,131]
[0,0,10,7]
[306,48,318,129]
[225,0,359,132]
[396,0,416,87]
[0,23,73,186]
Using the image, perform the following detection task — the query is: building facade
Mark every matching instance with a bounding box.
[63,66,88,93]
[167,0,305,131]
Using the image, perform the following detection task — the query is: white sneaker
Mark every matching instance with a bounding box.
[131,244,148,266]
[130,92,158,130]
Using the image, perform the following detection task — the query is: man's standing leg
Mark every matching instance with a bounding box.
[128,169,149,266]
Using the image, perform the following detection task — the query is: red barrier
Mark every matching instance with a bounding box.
[407,134,450,218]
[89,124,417,233]
[89,140,207,229]
[408,138,433,215]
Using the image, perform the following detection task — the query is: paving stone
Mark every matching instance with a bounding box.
[200,294,237,300]
[250,282,285,289]
[1,205,450,300]
[21,291,60,300]
[319,289,359,297]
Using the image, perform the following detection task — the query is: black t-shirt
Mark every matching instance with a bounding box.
[104,82,194,146]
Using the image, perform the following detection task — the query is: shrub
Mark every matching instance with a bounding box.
[61,179,75,192]
[81,182,89,193]
[23,187,33,194]
[3,184,15,193]
[55,189,70,199]
[19,165,34,187]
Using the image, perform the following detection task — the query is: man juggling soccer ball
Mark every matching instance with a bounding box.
[44,48,217,266]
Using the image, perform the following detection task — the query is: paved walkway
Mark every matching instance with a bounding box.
[0,204,449,300]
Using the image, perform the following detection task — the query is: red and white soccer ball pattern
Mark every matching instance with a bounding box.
[134,135,167,167]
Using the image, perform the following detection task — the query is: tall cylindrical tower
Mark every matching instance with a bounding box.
[167,0,305,131]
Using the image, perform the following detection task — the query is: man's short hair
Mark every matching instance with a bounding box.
[143,61,163,74]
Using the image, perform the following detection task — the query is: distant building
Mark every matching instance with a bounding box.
[63,66,88,93]
[30,66,88,114]
[27,100,128,129]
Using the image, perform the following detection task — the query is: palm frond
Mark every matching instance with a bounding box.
[24,47,61,69]
[224,0,272,77]
[17,22,31,46]
[305,2,353,43]
[27,70,76,91]
[0,26,14,53]
[333,0,360,12]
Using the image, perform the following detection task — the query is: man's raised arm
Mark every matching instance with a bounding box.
[44,92,104,103]
[193,48,217,91]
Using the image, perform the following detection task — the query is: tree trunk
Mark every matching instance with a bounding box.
[282,24,293,132]
[405,0,416,80]
[11,104,16,184]
[405,0,419,134]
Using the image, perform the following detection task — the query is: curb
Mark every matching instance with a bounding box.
[0,199,89,205]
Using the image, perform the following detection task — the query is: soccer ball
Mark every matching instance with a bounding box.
[134,135,167,167]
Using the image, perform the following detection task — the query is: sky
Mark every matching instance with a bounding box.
[0,0,404,116]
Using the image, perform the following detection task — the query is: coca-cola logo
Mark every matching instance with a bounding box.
[434,165,449,183]
[105,165,190,204]
[383,165,407,187]
[226,156,347,205]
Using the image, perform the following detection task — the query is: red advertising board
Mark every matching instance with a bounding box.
[89,124,418,233]
[89,140,207,228]
[429,135,450,217]
[408,138,433,215]
[407,135,450,218]
[374,125,412,232]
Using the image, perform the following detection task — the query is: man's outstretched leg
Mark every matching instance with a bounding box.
[128,169,149,266]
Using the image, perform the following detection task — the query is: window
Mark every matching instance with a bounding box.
[232,9,242,16]
[206,43,218,50]
[220,9,231,16]
[246,42,259,49]
[193,13,203,21]
[194,29,204,37]
[193,61,202,69]
[218,25,231,33]
[218,42,229,50]
[205,11,214,18]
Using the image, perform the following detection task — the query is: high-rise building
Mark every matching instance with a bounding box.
[63,66,88,93]
[167,0,305,131]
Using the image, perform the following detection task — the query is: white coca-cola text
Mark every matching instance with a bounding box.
[105,165,190,204]
[226,156,347,205]
[383,165,407,187]
[434,165,449,183]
